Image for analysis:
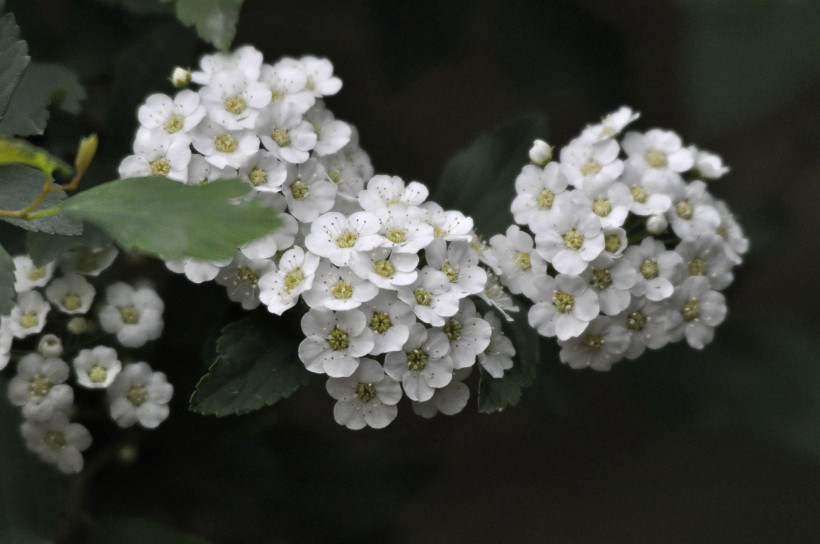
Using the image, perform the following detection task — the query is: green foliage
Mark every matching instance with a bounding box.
[0,242,14,314]
[175,0,245,51]
[190,315,312,416]
[433,115,548,238]
[477,300,541,414]
[0,13,29,125]
[58,177,280,260]
[0,378,62,544]
[0,63,86,137]
[26,225,110,266]
[0,138,72,178]
[90,517,211,544]
[0,165,83,235]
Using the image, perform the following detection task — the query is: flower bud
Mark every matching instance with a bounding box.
[67,317,89,335]
[37,334,63,358]
[528,139,553,166]
[646,214,668,235]
[170,67,191,88]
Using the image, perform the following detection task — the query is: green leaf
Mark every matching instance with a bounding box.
[0,242,14,314]
[477,298,542,414]
[0,63,86,137]
[0,13,29,124]
[175,0,245,51]
[59,177,279,260]
[433,115,548,238]
[0,165,83,235]
[0,377,62,544]
[0,138,72,177]
[90,517,210,544]
[190,315,311,416]
[26,224,111,266]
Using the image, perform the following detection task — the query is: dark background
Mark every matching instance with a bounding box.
[3,0,820,542]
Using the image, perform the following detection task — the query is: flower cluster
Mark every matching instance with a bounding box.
[124,47,518,429]
[487,107,748,371]
[1,248,172,473]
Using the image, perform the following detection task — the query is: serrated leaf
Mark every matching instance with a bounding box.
[0,242,14,314]
[433,115,548,238]
[190,315,311,416]
[0,138,72,177]
[175,0,245,51]
[0,376,62,544]
[59,176,279,260]
[0,63,86,137]
[89,517,210,544]
[0,165,83,235]
[477,298,541,414]
[26,224,111,266]
[0,13,29,124]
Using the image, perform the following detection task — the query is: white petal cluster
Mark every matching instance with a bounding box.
[489,107,747,371]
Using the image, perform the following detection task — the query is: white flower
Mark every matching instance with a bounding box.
[621,165,674,216]
[21,412,91,473]
[712,199,749,264]
[99,283,164,348]
[441,299,492,369]
[580,106,640,142]
[384,323,452,402]
[37,334,63,358]
[511,162,569,227]
[305,101,352,156]
[489,225,548,300]
[200,68,271,129]
[528,274,599,340]
[185,154,238,186]
[358,175,428,214]
[666,276,727,349]
[690,146,729,179]
[118,127,192,182]
[622,129,694,173]
[396,268,461,326]
[165,257,232,283]
[260,60,315,115]
[478,311,515,378]
[108,362,173,429]
[360,292,415,356]
[666,180,722,241]
[411,368,471,418]
[528,139,553,165]
[348,247,419,290]
[58,245,118,276]
[325,358,402,430]
[559,137,623,189]
[190,116,260,169]
[9,290,50,339]
[422,202,474,242]
[257,103,317,164]
[299,55,342,97]
[558,316,629,371]
[214,254,277,310]
[582,257,636,316]
[533,200,604,275]
[302,262,379,311]
[477,273,519,321]
[137,90,206,136]
[45,273,96,315]
[281,159,337,223]
[8,353,73,421]
[624,238,684,302]
[239,151,288,193]
[305,211,383,267]
[377,207,435,254]
[576,177,633,228]
[613,297,671,360]
[425,239,487,297]
[12,255,55,292]
[600,227,628,262]
[191,45,264,85]
[258,246,320,315]
[298,308,374,377]
[0,317,12,370]
[73,346,122,389]
[171,67,191,87]
[675,234,734,290]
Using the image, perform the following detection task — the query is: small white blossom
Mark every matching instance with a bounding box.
[489,225,548,300]
[200,68,271,129]
[298,308,374,377]
[8,353,73,421]
[306,101,352,156]
[171,67,191,88]
[165,257,232,284]
[422,202,474,242]
[108,362,173,428]
[305,211,383,267]
[348,247,419,290]
[45,273,96,315]
[214,254,277,310]
[260,60,315,115]
[98,283,164,348]
[533,201,604,275]
[37,334,63,358]
[384,323,453,402]
[622,129,694,173]
[478,311,515,378]
[624,238,685,302]
[9,290,50,339]
[118,127,192,182]
[377,207,435,254]
[675,234,734,290]
[559,137,623,189]
[239,151,288,193]
[666,276,727,349]
[425,239,487,297]
[12,255,55,292]
[528,139,553,166]
[303,262,379,311]
[190,116,260,169]
[298,55,342,97]
[21,412,91,473]
[258,246,320,315]
[257,103,317,164]
[690,146,729,179]
[558,316,629,371]
[73,346,122,389]
[528,274,599,340]
[396,268,461,327]
[614,297,671,360]
[582,257,636,316]
[137,90,205,137]
[411,368,471,418]
[358,175,428,214]
[580,106,640,142]
[325,358,401,430]
[511,162,569,227]
[360,292,415,356]
[191,45,264,85]
[281,159,337,223]
[441,299,492,369]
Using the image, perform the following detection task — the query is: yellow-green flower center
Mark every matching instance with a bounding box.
[627,310,647,331]
[20,312,39,329]
[645,149,668,168]
[326,327,350,351]
[374,259,395,278]
[386,228,406,244]
[582,333,604,353]
[214,134,238,153]
[370,311,393,334]
[119,306,141,325]
[284,269,305,293]
[355,383,377,402]
[224,95,247,115]
[271,89,285,101]
[127,384,148,406]
[640,259,659,280]
[563,228,584,250]
[441,264,460,283]
[552,291,575,313]
[590,269,612,289]
[433,226,446,238]
[516,251,532,271]
[28,266,47,281]
[331,279,353,299]
[581,160,602,176]
[414,288,433,306]
[248,168,268,186]
[631,184,648,203]
[28,374,52,397]
[164,114,184,133]
[688,258,707,277]
[407,348,428,371]
[271,127,290,147]
[328,169,341,184]
[236,266,258,286]
[150,158,170,176]
[537,189,555,209]
[444,318,462,341]
[62,294,82,311]
[44,431,65,450]
[592,198,612,217]
[336,231,358,249]
[675,200,693,220]
[604,234,622,253]
[290,179,309,200]
[88,365,108,384]
[681,299,700,321]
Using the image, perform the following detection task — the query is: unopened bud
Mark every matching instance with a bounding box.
[646,214,668,235]
[171,67,191,88]
[37,334,63,358]
[67,317,89,335]
[528,139,553,166]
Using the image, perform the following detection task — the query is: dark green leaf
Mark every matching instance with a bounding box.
[0,63,86,137]
[434,115,548,238]
[59,177,280,260]
[90,517,210,544]
[0,377,62,544]
[477,298,542,414]
[0,165,83,235]
[175,0,245,51]
[0,13,29,124]
[26,224,111,266]
[0,242,14,314]
[190,315,311,416]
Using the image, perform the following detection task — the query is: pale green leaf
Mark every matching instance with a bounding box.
[58,177,280,260]
[175,0,245,51]
[0,165,83,235]
[0,242,14,314]
[0,13,29,124]
[190,315,311,416]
